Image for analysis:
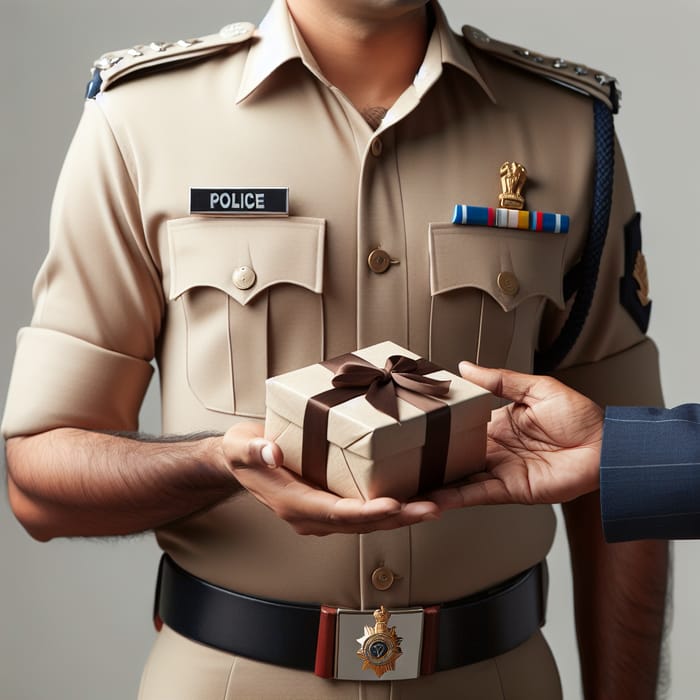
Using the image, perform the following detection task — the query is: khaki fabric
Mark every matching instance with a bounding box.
[2,0,663,696]
[138,626,561,700]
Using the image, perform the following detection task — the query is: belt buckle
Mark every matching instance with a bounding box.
[334,606,424,681]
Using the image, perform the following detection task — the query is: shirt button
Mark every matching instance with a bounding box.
[232,265,256,290]
[367,248,397,274]
[371,566,396,591]
[497,271,520,296]
[370,138,383,157]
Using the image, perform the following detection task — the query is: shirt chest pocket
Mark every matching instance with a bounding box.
[428,223,567,373]
[167,217,325,418]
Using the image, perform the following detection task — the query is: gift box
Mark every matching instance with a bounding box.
[264,341,493,500]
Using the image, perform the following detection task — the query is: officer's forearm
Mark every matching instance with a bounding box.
[5,427,237,541]
[563,492,668,699]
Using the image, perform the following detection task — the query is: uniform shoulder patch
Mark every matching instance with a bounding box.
[462,25,621,114]
[85,22,255,99]
[620,212,652,333]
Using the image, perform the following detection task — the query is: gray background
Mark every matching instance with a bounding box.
[2,1,699,698]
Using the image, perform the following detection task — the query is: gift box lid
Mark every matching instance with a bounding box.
[265,341,493,461]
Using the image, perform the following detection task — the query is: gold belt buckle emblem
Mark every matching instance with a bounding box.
[356,606,403,678]
[334,606,423,680]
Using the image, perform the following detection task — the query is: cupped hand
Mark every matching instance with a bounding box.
[428,363,604,510]
[220,421,440,535]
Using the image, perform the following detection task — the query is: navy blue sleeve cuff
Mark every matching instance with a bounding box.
[601,404,700,541]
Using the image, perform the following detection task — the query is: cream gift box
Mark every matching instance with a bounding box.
[264,341,493,501]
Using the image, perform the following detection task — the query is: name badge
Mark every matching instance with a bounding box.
[190,187,289,216]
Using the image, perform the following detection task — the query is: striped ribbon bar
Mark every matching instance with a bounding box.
[452,204,569,234]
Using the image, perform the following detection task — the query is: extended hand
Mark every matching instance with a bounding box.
[220,422,440,535]
[429,363,604,510]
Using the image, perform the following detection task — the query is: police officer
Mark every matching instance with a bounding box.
[3,0,668,697]
[451,362,700,543]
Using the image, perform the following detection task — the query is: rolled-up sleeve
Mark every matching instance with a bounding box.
[2,328,154,436]
[2,98,164,438]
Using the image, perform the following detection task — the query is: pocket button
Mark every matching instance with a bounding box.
[232,265,257,290]
[497,271,520,296]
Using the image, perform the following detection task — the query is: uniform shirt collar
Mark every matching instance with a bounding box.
[236,0,495,106]
[236,0,300,103]
[424,2,495,102]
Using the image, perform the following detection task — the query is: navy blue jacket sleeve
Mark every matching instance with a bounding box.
[601,404,700,541]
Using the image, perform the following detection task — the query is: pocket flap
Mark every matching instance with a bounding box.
[168,217,325,305]
[429,223,567,312]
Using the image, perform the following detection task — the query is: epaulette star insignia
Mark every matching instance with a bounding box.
[462,25,621,113]
[86,22,255,99]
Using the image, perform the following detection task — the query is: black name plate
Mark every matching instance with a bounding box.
[190,187,289,216]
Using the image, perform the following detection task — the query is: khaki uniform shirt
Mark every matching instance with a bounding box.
[3,1,662,696]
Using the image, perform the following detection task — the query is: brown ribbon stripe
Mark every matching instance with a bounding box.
[301,353,452,493]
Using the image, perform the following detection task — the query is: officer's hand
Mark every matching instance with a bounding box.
[428,362,604,509]
[220,422,440,536]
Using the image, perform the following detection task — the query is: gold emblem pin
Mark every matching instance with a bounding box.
[356,606,403,678]
[499,161,527,210]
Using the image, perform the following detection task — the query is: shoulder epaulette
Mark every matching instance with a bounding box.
[86,21,256,99]
[462,26,621,114]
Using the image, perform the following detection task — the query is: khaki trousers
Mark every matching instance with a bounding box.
[138,625,562,700]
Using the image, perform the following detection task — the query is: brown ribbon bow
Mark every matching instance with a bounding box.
[331,355,451,423]
[302,353,453,493]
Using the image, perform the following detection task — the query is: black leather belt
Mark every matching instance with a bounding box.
[154,554,546,680]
